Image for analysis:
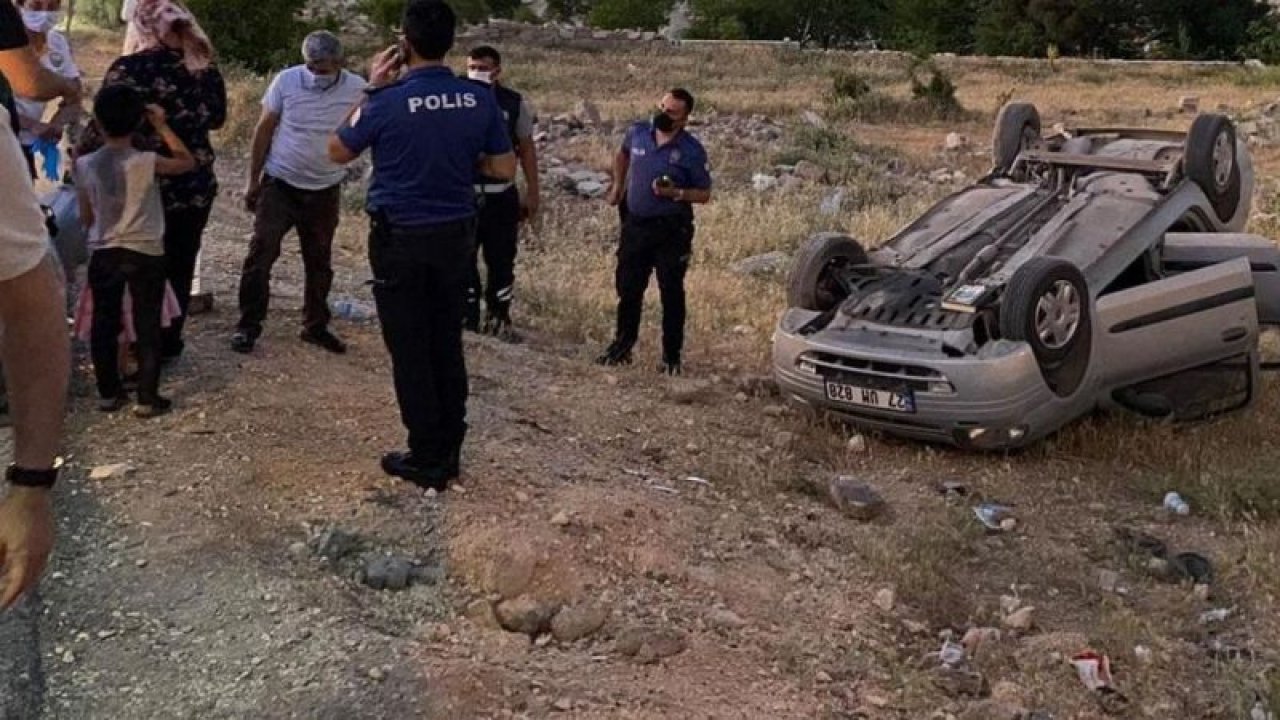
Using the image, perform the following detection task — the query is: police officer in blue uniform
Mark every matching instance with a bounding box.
[599,88,712,375]
[329,0,515,491]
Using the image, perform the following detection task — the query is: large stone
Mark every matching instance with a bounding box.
[793,160,827,183]
[751,173,779,192]
[827,476,886,521]
[89,463,134,481]
[944,132,969,151]
[729,251,790,277]
[575,180,606,199]
[495,597,560,636]
[1002,606,1035,632]
[574,99,602,126]
[312,527,360,561]
[551,604,609,642]
[361,555,414,591]
[615,626,688,663]
[488,549,537,600]
[706,607,747,630]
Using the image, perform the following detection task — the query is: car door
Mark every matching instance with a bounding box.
[1095,257,1258,392]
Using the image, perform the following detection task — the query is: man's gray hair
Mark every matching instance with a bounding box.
[302,31,344,63]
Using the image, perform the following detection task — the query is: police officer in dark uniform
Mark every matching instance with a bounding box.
[599,88,712,375]
[329,0,515,491]
[463,45,539,339]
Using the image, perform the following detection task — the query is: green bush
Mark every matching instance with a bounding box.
[908,59,964,119]
[359,0,492,32]
[75,0,124,27]
[588,0,674,30]
[185,0,310,73]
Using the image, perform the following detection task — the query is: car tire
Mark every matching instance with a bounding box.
[787,233,868,312]
[1184,114,1242,225]
[992,102,1041,175]
[1000,257,1092,396]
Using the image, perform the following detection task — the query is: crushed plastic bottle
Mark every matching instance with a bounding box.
[1163,491,1190,516]
[331,297,375,322]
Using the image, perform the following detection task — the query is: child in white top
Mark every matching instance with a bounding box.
[75,84,193,417]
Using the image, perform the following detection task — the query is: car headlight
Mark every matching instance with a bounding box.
[798,359,818,374]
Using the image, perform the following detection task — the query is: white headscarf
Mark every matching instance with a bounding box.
[123,0,214,73]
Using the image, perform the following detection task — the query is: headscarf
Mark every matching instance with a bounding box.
[123,0,214,74]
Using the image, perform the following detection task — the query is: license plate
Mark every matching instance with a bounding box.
[824,381,916,413]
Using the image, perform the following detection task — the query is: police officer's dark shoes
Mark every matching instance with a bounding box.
[595,341,634,367]
[658,355,683,376]
[230,329,256,354]
[483,314,521,344]
[381,451,454,491]
[301,328,347,354]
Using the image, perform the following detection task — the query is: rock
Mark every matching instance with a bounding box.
[574,99,602,125]
[575,180,606,198]
[873,588,896,613]
[999,595,1021,615]
[751,173,779,192]
[89,463,134,481]
[1179,95,1200,113]
[1002,606,1035,632]
[550,510,571,528]
[664,378,715,404]
[847,434,868,453]
[959,700,1025,720]
[1146,556,1175,581]
[312,527,360,561]
[762,404,786,418]
[944,132,969,151]
[495,597,560,636]
[466,599,499,630]
[361,555,413,591]
[1246,59,1266,70]
[706,607,746,630]
[931,666,989,698]
[368,667,386,682]
[288,541,308,557]
[488,549,537,600]
[730,251,790,277]
[1098,569,1120,593]
[802,110,826,129]
[827,476,886,521]
[961,627,1002,659]
[816,670,833,683]
[552,697,573,712]
[551,604,608,642]
[1240,120,1261,137]
[793,160,827,183]
[818,189,844,216]
[930,168,953,184]
[736,374,776,397]
[615,626,688,663]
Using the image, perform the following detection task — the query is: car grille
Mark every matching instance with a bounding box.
[802,352,951,393]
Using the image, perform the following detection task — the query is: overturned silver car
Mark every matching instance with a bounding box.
[773,103,1280,449]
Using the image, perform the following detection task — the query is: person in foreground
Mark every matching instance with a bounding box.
[329,0,515,491]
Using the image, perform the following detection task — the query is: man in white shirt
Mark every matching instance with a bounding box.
[13,0,81,179]
[231,31,366,355]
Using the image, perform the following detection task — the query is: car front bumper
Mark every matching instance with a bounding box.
[772,309,1062,449]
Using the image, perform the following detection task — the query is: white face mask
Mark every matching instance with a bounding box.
[305,68,339,91]
[467,70,493,85]
[21,9,60,33]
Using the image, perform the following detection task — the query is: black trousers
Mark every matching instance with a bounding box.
[369,216,476,467]
[237,177,340,336]
[161,204,213,357]
[466,187,520,326]
[612,213,694,360]
[89,247,166,403]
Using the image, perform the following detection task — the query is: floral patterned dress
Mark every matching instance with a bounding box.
[78,47,226,210]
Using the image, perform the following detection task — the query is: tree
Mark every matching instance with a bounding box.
[185,0,311,72]
[1026,0,1138,57]
[546,0,595,21]
[588,0,675,30]
[974,0,1045,57]
[1137,0,1270,60]
[689,0,883,46]
[887,0,980,53]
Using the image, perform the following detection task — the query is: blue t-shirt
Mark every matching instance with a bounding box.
[337,66,511,227]
[623,121,711,219]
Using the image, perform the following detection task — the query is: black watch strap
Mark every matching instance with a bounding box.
[6,461,60,488]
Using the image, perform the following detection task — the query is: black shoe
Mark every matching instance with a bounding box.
[133,396,173,418]
[98,394,129,412]
[595,341,633,367]
[483,315,521,343]
[380,451,453,491]
[230,330,256,354]
[301,328,347,354]
[658,357,683,376]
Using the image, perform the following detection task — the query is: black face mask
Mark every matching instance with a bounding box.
[652,112,676,133]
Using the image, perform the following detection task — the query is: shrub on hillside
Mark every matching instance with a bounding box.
[831,71,871,101]
[359,0,492,32]
[588,0,674,31]
[184,0,315,73]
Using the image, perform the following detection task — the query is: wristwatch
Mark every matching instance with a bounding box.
[6,458,62,489]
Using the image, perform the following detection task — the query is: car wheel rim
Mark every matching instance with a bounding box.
[1212,130,1234,191]
[1034,280,1081,351]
